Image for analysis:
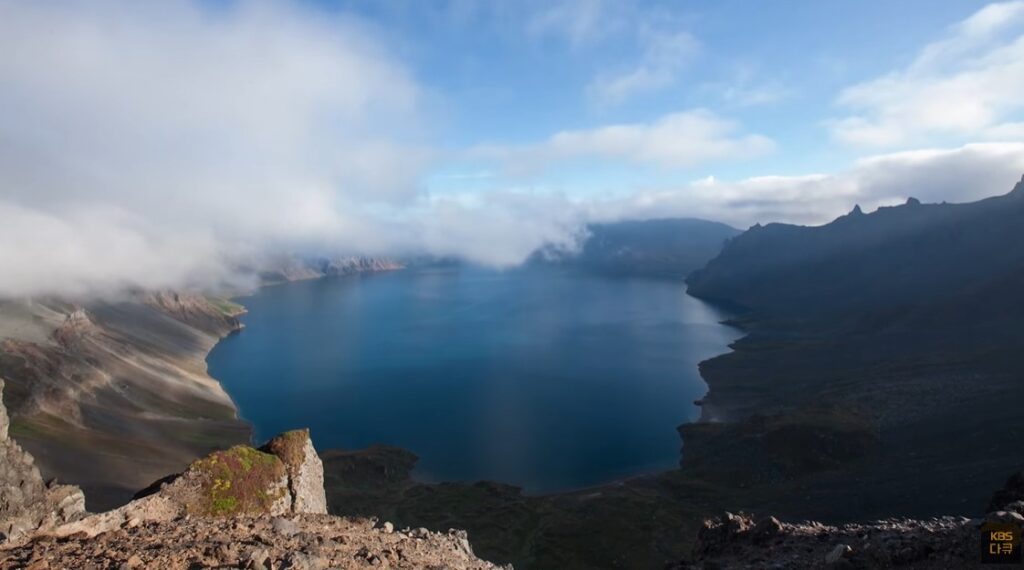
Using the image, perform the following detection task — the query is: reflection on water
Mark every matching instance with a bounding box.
[207,266,739,493]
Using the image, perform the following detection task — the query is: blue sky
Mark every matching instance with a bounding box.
[1,0,1024,295]
[304,0,1014,189]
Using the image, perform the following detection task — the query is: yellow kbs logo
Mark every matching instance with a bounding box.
[982,522,1022,564]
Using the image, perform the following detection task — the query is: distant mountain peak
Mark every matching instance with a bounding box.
[905,197,921,206]
[1012,173,1024,196]
[850,204,864,216]
[686,175,1024,324]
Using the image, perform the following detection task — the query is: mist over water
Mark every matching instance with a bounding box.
[207,266,740,493]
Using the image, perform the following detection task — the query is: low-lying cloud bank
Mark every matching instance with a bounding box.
[583,142,1024,228]
[1,2,1023,298]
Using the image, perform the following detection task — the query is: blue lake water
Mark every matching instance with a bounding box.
[206,266,740,493]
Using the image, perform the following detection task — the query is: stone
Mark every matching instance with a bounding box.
[383,521,394,534]
[753,516,783,541]
[271,517,299,537]
[1001,501,1024,515]
[149,444,290,518]
[260,429,327,515]
[825,544,852,564]
[987,510,1024,524]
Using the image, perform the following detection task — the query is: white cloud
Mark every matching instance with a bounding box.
[704,64,791,108]
[587,30,700,105]
[831,1,1024,146]
[0,1,432,297]
[2,3,1023,298]
[527,0,622,47]
[473,109,775,173]
[584,143,1024,228]
[413,191,587,267]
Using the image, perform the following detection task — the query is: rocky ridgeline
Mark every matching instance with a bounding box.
[143,291,245,336]
[258,256,404,285]
[673,471,1024,569]
[0,378,85,542]
[0,419,502,569]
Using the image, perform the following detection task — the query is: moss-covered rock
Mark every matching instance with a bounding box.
[261,429,327,514]
[156,444,289,517]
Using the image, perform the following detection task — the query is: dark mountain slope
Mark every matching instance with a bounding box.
[535,218,740,279]
[673,175,1024,530]
[687,175,1024,326]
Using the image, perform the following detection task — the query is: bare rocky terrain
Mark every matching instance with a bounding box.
[0,410,502,570]
[0,294,252,510]
[1,514,504,570]
[671,466,1024,569]
[0,257,401,511]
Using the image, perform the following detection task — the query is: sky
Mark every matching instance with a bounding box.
[1,0,1024,296]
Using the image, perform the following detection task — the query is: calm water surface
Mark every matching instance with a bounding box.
[207,266,739,493]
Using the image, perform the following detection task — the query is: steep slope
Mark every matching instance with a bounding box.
[535,218,740,279]
[0,258,403,512]
[687,174,1024,326]
[674,175,1024,527]
[0,295,251,511]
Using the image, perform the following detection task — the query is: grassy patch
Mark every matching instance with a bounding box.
[261,429,309,469]
[205,296,246,317]
[189,445,286,516]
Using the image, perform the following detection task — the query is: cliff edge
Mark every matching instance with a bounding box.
[0,378,86,542]
[0,425,504,569]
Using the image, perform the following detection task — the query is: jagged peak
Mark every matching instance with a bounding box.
[1011,173,1024,196]
[850,204,864,215]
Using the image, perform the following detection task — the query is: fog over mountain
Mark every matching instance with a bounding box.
[2,1,1024,297]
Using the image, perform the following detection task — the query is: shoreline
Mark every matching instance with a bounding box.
[205,271,744,498]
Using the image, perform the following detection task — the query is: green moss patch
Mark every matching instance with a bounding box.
[261,429,309,470]
[188,445,286,516]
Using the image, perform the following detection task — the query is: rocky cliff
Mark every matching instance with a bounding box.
[0,428,503,570]
[0,296,251,510]
[0,379,86,542]
[256,256,404,285]
[0,255,403,511]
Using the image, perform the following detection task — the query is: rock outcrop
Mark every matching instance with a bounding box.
[261,429,328,515]
[672,512,979,569]
[673,471,1024,569]
[52,431,327,539]
[257,255,403,285]
[0,429,504,570]
[0,379,85,541]
[144,291,244,336]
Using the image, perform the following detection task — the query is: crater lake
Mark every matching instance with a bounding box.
[206,266,740,493]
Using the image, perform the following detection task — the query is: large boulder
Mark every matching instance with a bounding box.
[155,444,292,517]
[49,430,327,538]
[260,429,327,515]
